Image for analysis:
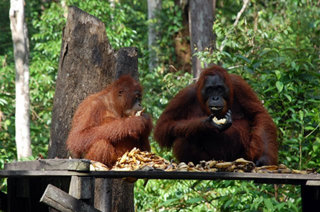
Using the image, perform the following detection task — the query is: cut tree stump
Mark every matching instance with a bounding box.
[48,6,136,212]
[49,6,115,159]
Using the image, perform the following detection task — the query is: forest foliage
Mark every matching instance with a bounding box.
[0,0,319,211]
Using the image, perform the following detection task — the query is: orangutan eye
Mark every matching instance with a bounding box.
[206,87,214,94]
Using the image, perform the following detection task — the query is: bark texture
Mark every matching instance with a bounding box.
[9,0,32,159]
[49,6,115,158]
[188,0,215,78]
[147,0,161,71]
[49,6,136,212]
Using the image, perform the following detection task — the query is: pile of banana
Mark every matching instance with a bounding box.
[112,148,172,171]
[89,148,314,174]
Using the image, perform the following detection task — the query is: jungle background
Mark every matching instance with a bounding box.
[0,0,320,211]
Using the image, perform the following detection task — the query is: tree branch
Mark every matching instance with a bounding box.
[233,0,250,27]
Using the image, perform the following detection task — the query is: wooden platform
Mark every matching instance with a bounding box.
[1,169,320,185]
[2,158,319,184]
[0,159,319,212]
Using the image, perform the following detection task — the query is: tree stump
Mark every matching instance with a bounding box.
[49,6,115,158]
[48,6,136,212]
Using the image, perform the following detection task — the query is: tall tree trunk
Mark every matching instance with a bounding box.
[9,0,32,159]
[188,0,216,78]
[147,0,161,71]
[173,0,191,72]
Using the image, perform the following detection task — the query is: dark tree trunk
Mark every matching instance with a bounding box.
[188,0,216,78]
[49,6,135,212]
[173,0,191,73]
[49,6,115,159]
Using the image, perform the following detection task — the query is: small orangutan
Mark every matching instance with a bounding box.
[66,75,152,167]
[154,65,278,166]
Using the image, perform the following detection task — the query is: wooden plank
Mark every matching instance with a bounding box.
[1,170,320,185]
[306,180,320,186]
[93,179,134,212]
[94,178,112,212]
[4,159,90,171]
[0,191,8,211]
[69,176,94,200]
[40,184,100,212]
[7,178,32,212]
[301,185,320,211]
[110,179,134,212]
[15,178,30,198]
[0,170,82,177]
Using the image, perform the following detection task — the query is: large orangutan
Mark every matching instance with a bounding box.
[66,75,152,167]
[154,65,278,166]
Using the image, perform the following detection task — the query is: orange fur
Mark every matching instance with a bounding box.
[66,75,152,167]
[154,65,278,165]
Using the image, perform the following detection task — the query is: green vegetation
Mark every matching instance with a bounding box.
[0,0,319,211]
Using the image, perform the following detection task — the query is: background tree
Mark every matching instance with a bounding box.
[147,0,161,71]
[188,0,215,77]
[9,0,32,160]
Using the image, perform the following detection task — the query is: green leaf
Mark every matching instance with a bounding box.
[284,94,292,102]
[299,110,304,121]
[159,198,179,207]
[237,54,251,63]
[224,198,234,209]
[275,70,281,80]
[186,197,204,204]
[276,81,284,92]
[264,199,274,211]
